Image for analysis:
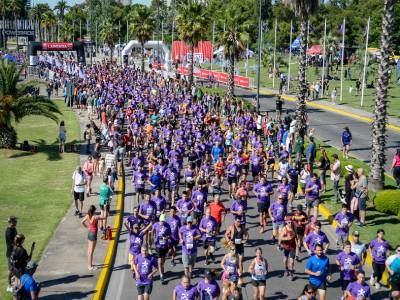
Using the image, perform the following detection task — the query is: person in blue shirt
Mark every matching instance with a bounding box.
[305,244,331,300]
[341,127,352,159]
[305,137,317,171]
[148,169,162,193]
[20,261,40,300]
[211,141,224,164]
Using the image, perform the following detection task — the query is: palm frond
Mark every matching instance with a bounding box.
[11,96,61,124]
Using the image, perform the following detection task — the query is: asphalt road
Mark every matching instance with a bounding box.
[234,89,400,174]
[104,89,397,300]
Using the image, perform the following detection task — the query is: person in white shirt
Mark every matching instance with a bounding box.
[72,166,87,217]
[330,154,341,203]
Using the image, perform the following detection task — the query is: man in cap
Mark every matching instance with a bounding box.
[152,213,171,284]
[344,165,355,207]
[132,245,158,300]
[350,231,367,268]
[197,269,221,300]
[19,261,40,300]
[179,216,201,278]
[5,216,17,292]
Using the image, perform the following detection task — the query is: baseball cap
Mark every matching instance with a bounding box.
[352,231,360,237]
[186,216,193,223]
[159,214,166,222]
[204,269,213,278]
[26,261,38,271]
[296,204,303,211]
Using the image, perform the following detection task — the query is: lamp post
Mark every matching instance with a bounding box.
[256,0,262,113]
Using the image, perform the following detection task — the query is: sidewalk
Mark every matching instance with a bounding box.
[257,86,400,129]
[34,108,119,300]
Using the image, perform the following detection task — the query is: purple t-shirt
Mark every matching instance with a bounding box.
[174,284,198,300]
[197,279,220,299]
[254,183,273,203]
[270,201,285,224]
[139,200,156,224]
[134,254,158,285]
[250,154,262,172]
[166,215,181,242]
[277,183,291,200]
[346,281,371,298]
[336,251,360,280]
[179,225,201,254]
[126,215,142,230]
[129,231,145,255]
[305,180,321,200]
[152,195,167,216]
[227,163,238,178]
[230,200,247,224]
[304,231,329,251]
[192,190,206,213]
[152,222,171,248]
[133,171,146,189]
[177,198,194,222]
[369,238,390,264]
[334,212,354,236]
[199,216,218,241]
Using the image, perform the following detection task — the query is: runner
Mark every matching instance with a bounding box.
[304,221,330,255]
[133,165,147,206]
[345,271,371,300]
[268,195,286,244]
[132,246,158,300]
[71,166,86,217]
[279,217,296,280]
[336,241,360,297]
[128,222,152,270]
[292,205,308,261]
[253,176,274,233]
[197,269,221,300]
[386,244,400,300]
[304,173,322,220]
[209,194,226,233]
[221,247,240,294]
[342,126,352,160]
[152,214,171,284]
[199,207,218,265]
[305,244,331,300]
[369,229,390,290]
[172,275,198,300]
[179,216,201,278]
[166,206,181,267]
[248,247,268,300]
[334,204,354,249]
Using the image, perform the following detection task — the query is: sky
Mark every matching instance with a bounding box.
[34,0,150,9]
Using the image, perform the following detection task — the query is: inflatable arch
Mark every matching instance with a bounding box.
[122,40,170,70]
[28,41,86,66]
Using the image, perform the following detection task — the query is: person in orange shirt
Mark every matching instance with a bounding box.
[209,194,226,233]
[241,149,250,179]
[214,157,225,182]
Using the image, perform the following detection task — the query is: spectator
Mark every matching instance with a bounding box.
[344,165,355,208]
[330,154,341,203]
[5,216,17,292]
[19,261,40,300]
[352,168,368,227]
[386,244,400,300]
[391,149,400,189]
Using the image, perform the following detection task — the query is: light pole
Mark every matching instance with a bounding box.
[256,0,262,113]
[157,0,160,67]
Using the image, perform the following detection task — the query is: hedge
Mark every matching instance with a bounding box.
[374,190,400,217]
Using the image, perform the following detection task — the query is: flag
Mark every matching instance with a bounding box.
[339,22,345,34]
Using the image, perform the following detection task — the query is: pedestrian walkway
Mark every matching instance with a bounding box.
[34,107,120,299]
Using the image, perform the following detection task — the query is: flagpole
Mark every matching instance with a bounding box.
[171,20,175,61]
[246,43,249,77]
[161,20,164,42]
[256,0,262,112]
[340,17,346,102]
[79,19,82,39]
[361,17,370,107]
[95,21,98,54]
[126,20,129,44]
[272,18,277,89]
[321,18,327,97]
[287,20,293,93]
[211,21,214,71]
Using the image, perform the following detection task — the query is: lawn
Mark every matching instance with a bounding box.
[201,56,400,117]
[0,99,80,299]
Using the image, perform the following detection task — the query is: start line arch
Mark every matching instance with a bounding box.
[28,41,86,66]
[122,40,170,70]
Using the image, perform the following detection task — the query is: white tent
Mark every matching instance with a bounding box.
[122,40,170,69]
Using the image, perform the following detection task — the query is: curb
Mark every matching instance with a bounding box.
[252,88,400,133]
[318,203,389,285]
[92,170,125,300]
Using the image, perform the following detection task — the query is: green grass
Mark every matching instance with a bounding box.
[0,99,80,299]
[202,56,400,118]
[312,138,400,247]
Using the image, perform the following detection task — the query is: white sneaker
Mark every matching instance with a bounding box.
[369,276,375,286]
[6,285,13,292]
[375,282,381,290]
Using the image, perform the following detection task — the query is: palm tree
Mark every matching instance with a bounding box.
[216,9,249,99]
[0,0,9,48]
[54,0,68,20]
[0,60,61,148]
[41,10,56,41]
[319,32,338,76]
[284,0,319,137]
[100,19,119,62]
[369,0,395,192]
[175,0,209,87]
[8,0,22,49]
[129,5,156,71]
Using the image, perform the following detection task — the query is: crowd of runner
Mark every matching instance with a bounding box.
[4,53,400,300]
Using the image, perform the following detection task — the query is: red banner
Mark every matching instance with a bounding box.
[42,42,73,51]
[174,67,250,88]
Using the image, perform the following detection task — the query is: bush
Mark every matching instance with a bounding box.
[374,190,400,217]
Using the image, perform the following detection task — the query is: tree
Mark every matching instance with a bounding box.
[216,4,249,99]
[0,0,9,48]
[54,0,69,20]
[8,0,22,48]
[129,5,156,71]
[100,19,119,62]
[369,0,395,192]
[175,0,209,87]
[41,10,56,41]
[283,0,319,137]
[0,60,61,148]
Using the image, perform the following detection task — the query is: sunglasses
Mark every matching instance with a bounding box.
[397,249,400,252]
[306,290,314,294]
